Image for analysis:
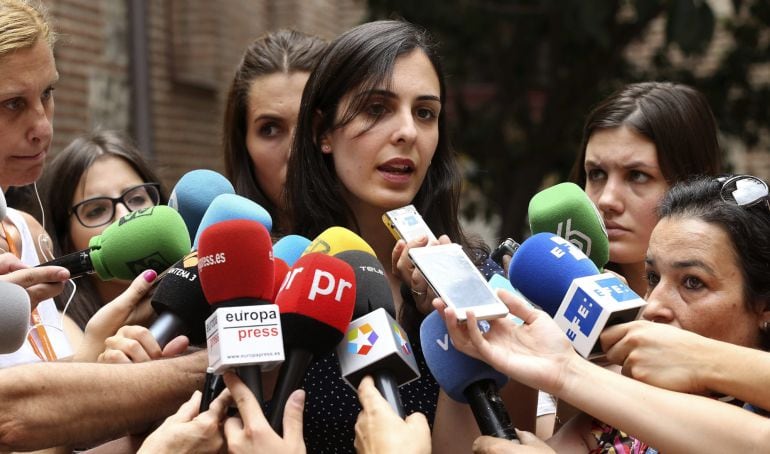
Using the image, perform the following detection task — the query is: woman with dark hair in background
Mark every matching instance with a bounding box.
[39,130,166,329]
[222,29,326,234]
[570,81,722,296]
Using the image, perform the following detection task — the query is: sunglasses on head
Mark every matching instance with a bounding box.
[716,175,770,209]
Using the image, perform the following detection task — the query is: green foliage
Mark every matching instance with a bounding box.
[367,0,768,238]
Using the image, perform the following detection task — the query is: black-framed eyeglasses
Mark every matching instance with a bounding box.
[716,174,770,209]
[71,182,161,228]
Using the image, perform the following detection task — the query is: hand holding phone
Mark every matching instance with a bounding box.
[383,205,437,243]
[409,244,509,321]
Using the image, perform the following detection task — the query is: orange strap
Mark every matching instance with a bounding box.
[2,220,58,361]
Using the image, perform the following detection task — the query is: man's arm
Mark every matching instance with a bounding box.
[0,350,207,451]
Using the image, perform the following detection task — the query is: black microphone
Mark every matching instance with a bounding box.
[335,250,419,417]
[149,251,210,348]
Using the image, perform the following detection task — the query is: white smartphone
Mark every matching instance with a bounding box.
[383,205,437,243]
[408,243,509,321]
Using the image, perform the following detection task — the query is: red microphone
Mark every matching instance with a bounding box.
[198,219,276,403]
[268,252,356,433]
[272,257,290,302]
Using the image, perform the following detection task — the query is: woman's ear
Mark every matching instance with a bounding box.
[312,109,332,154]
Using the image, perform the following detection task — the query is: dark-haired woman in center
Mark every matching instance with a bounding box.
[281,19,505,453]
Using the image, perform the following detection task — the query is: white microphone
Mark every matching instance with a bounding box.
[336,307,420,418]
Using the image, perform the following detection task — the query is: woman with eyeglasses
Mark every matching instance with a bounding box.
[447,174,770,453]
[39,130,166,329]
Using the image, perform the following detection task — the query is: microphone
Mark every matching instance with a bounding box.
[271,258,290,302]
[335,250,395,318]
[0,281,31,354]
[488,274,532,326]
[198,219,279,402]
[193,194,273,248]
[268,252,356,433]
[148,251,210,348]
[273,235,311,267]
[420,310,517,440]
[0,189,6,221]
[528,182,610,269]
[39,205,191,280]
[271,235,309,301]
[167,169,235,242]
[302,226,376,257]
[509,232,646,358]
[335,251,419,417]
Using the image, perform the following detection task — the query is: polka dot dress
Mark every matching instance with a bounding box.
[301,344,438,453]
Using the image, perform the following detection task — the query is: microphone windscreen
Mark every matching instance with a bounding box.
[273,235,311,267]
[193,194,273,248]
[420,310,508,403]
[275,252,356,355]
[197,219,274,306]
[528,182,609,269]
[89,206,192,281]
[168,169,235,242]
[0,281,30,353]
[272,257,290,302]
[508,232,599,316]
[150,251,210,344]
[335,250,395,319]
[302,226,376,257]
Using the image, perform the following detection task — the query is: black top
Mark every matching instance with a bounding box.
[301,344,438,453]
[300,258,504,453]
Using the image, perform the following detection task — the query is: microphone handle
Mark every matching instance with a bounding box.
[148,312,187,349]
[373,371,405,418]
[463,379,518,440]
[238,365,263,404]
[268,349,314,434]
[38,249,93,279]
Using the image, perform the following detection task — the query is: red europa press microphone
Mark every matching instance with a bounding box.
[267,252,356,433]
[197,219,279,403]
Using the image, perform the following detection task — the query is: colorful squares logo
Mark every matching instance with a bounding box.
[347,323,379,355]
[391,323,412,355]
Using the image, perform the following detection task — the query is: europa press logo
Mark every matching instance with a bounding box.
[347,323,379,355]
[391,323,412,355]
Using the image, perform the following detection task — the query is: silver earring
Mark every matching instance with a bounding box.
[762,321,770,332]
[321,144,331,152]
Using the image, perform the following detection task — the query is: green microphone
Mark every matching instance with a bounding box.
[528,182,610,269]
[40,205,191,280]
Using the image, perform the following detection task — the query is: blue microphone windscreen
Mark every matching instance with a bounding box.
[420,310,508,403]
[508,232,599,316]
[193,193,273,247]
[273,235,311,267]
[168,169,234,242]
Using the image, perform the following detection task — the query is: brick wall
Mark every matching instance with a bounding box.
[42,0,366,189]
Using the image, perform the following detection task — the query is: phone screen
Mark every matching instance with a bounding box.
[410,245,505,319]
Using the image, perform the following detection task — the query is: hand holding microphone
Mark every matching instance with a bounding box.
[437,289,576,397]
[223,372,307,454]
[354,376,431,454]
[0,252,69,308]
[138,389,230,454]
[73,269,159,362]
[39,205,191,281]
[421,310,517,440]
[98,324,189,364]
